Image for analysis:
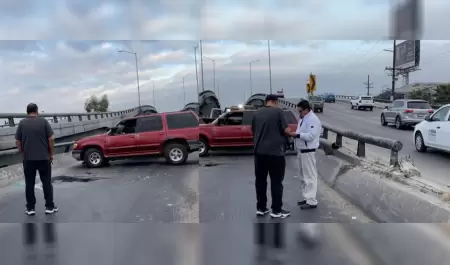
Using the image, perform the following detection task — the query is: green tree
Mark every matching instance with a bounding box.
[84,95,101,112]
[409,88,427,100]
[433,84,450,104]
[97,94,109,112]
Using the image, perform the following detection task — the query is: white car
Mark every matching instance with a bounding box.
[414,104,450,153]
[351,96,375,111]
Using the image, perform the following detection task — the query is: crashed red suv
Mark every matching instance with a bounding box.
[199,109,298,156]
[72,111,200,167]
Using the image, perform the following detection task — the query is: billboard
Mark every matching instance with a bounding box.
[395,40,420,69]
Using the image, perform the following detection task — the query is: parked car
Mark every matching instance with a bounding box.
[72,111,200,168]
[198,108,298,156]
[309,96,324,112]
[324,94,336,103]
[381,99,434,129]
[414,104,450,153]
[351,96,374,111]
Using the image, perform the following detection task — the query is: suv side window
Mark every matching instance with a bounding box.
[242,111,255,125]
[136,116,163,133]
[119,118,137,134]
[166,112,199,129]
[431,106,450,121]
[223,112,243,126]
[393,101,404,108]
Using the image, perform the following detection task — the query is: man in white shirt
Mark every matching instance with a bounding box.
[294,100,322,209]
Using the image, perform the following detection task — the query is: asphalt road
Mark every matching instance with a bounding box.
[317,102,450,186]
[1,153,450,264]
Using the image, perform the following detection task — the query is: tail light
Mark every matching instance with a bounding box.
[428,109,434,113]
[404,109,413,113]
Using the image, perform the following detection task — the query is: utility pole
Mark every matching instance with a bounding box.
[199,40,205,92]
[267,40,273,94]
[363,75,374,96]
[391,40,396,101]
[193,46,199,94]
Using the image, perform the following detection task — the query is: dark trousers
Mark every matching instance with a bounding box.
[23,160,54,209]
[254,154,286,212]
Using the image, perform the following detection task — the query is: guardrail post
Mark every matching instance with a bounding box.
[67,116,72,122]
[95,114,98,119]
[335,134,342,147]
[356,140,365,157]
[53,116,58,123]
[78,115,82,121]
[321,128,328,139]
[7,117,15,127]
[390,150,399,167]
[100,114,104,118]
[87,115,91,120]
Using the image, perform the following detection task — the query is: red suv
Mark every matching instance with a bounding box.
[72,111,200,167]
[199,109,298,156]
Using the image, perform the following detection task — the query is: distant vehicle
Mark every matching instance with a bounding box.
[276,88,285,98]
[72,111,200,167]
[414,104,450,153]
[351,96,374,111]
[324,94,335,103]
[309,95,324,113]
[381,99,434,129]
[198,109,298,156]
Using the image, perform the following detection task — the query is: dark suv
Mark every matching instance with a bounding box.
[72,111,200,167]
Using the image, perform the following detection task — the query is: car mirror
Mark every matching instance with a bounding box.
[424,115,431,121]
[384,106,389,110]
[108,126,118,135]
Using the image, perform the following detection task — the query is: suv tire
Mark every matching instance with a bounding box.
[164,143,188,165]
[395,116,403,130]
[199,137,209,157]
[84,148,105,168]
[369,107,373,111]
[415,132,427,152]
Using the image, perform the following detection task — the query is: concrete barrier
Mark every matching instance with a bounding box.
[316,147,450,222]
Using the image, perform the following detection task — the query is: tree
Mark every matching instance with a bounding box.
[409,88,427,100]
[84,95,109,112]
[433,84,450,105]
[98,94,110,112]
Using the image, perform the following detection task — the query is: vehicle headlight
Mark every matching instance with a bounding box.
[73,143,78,149]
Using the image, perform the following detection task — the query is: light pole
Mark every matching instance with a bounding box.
[193,45,200,94]
[182,73,192,105]
[118,50,141,109]
[267,40,273,94]
[249,59,260,95]
[203,56,216,93]
[199,40,205,91]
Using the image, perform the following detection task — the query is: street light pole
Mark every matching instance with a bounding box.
[118,50,141,109]
[203,56,216,93]
[267,40,273,94]
[199,40,205,92]
[249,59,260,96]
[193,46,200,94]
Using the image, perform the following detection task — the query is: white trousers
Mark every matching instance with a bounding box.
[296,151,318,205]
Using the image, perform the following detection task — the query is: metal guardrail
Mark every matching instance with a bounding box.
[0,105,156,127]
[334,95,442,109]
[320,122,403,166]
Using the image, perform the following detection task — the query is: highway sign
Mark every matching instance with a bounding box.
[309,74,316,92]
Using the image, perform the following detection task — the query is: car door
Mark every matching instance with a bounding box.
[104,118,138,156]
[211,112,244,147]
[432,106,450,150]
[386,100,401,122]
[134,115,166,155]
[241,111,255,146]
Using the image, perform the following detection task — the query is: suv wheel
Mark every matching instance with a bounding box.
[395,116,403,129]
[415,132,427,152]
[199,138,209,157]
[381,114,387,126]
[369,107,373,111]
[84,148,105,168]
[164,143,188,165]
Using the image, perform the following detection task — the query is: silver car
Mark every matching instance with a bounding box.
[381,99,434,129]
[309,96,324,113]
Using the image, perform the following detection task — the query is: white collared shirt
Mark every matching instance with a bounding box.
[295,111,322,150]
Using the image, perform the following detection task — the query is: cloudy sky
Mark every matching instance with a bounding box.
[1,0,450,113]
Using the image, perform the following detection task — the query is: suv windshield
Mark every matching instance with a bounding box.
[407,101,431,109]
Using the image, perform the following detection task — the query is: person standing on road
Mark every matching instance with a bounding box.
[252,94,297,219]
[15,103,58,216]
[295,100,321,210]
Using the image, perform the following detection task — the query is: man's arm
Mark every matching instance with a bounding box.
[15,122,23,152]
[299,117,322,142]
[45,120,55,160]
[279,110,296,137]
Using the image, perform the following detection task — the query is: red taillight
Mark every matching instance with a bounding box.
[428,109,434,113]
[404,109,413,113]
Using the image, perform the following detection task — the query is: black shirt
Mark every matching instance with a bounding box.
[15,116,54,161]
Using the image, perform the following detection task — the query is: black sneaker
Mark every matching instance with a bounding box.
[297,200,307,206]
[256,208,270,216]
[25,209,36,216]
[45,206,59,215]
[270,209,290,218]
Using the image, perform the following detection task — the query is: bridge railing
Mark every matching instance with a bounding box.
[334,95,442,109]
[0,105,155,127]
